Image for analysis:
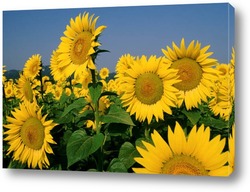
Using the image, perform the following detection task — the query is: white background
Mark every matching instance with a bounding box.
[0,0,249,191]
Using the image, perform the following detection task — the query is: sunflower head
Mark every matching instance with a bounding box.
[162,38,218,110]
[50,50,66,82]
[133,122,230,176]
[118,55,180,124]
[16,74,36,103]
[4,100,57,169]
[57,12,107,79]
[23,54,42,80]
[99,67,110,80]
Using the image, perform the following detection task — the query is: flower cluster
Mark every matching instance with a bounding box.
[3,12,235,176]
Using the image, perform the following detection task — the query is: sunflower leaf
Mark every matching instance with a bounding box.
[107,158,127,172]
[181,108,201,126]
[66,130,104,168]
[60,97,87,118]
[118,142,140,169]
[100,104,135,126]
[88,82,103,106]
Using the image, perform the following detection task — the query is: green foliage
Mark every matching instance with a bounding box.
[66,130,104,168]
[100,104,135,126]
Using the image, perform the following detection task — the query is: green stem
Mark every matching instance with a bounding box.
[90,69,97,85]
[96,147,103,172]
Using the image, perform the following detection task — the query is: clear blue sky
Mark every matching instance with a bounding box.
[3,3,234,72]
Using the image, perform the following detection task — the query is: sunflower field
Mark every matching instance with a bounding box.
[2,12,235,176]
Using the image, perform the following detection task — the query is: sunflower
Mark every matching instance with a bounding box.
[99,67,109,79]
[2,65,7,82]
[16,74,38,102]
[3,100,57,169]
[133,122,230,176]
[118,55,180,124]
[57,12,106,79]
[23,54,42,80]
[162,38,218,110]
[50,50,66,81]
[115,54,136,79]
[4,80,15,98]
[209,64,233,121]
[216,63,230,79]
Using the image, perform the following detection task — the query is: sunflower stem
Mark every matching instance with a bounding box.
[96,147,103,172]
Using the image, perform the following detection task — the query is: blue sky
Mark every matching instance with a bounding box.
[3,3,234,72]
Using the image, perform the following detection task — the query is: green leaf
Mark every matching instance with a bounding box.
[66,130,104,168]
[118,142,140,169]
[100,104,135,126]
[200,117,229,129]
[61,97,87,118]
[88,82,103,106]
[59,92,69,105]
[181,109,201,126]
[107,158,127,172]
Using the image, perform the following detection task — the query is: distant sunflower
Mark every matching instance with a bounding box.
[216,63,230,79]
[119,55,180,124]
[57,12,106,78]
[209,64,233,121]
[162,38,218,110]
[50,50,66,81]
[16,74,37,102]
[4,80,15,98]
[2,65,7,82]
[99,67,109,79]
[115,54,136,79]
[23,54,42,80]
[3,101,57,169]
[133,122,230,176]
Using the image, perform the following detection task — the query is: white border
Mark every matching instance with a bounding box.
[1,0,249,191]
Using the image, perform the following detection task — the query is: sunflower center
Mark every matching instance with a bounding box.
[135,73,163,105]
[71,31,93,65]
[161,155,208,176]
[23,80,33,102]
[20,117,45,150]
[171,58,202,91]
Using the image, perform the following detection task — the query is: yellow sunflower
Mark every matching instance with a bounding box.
[50,50,66,81]
[57,12,106,78]
[4,80,15,98]
[115,54,136,79]
[209,64,233,121]
[162,38,218,110]
[216,63,230,79]
[99,67,109,80]
[133,122,230,176]
[16,74,38,102]
[23,54,42,80]
[118,55,180,124]
[3,100,57,169]
[2,65,7,82]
